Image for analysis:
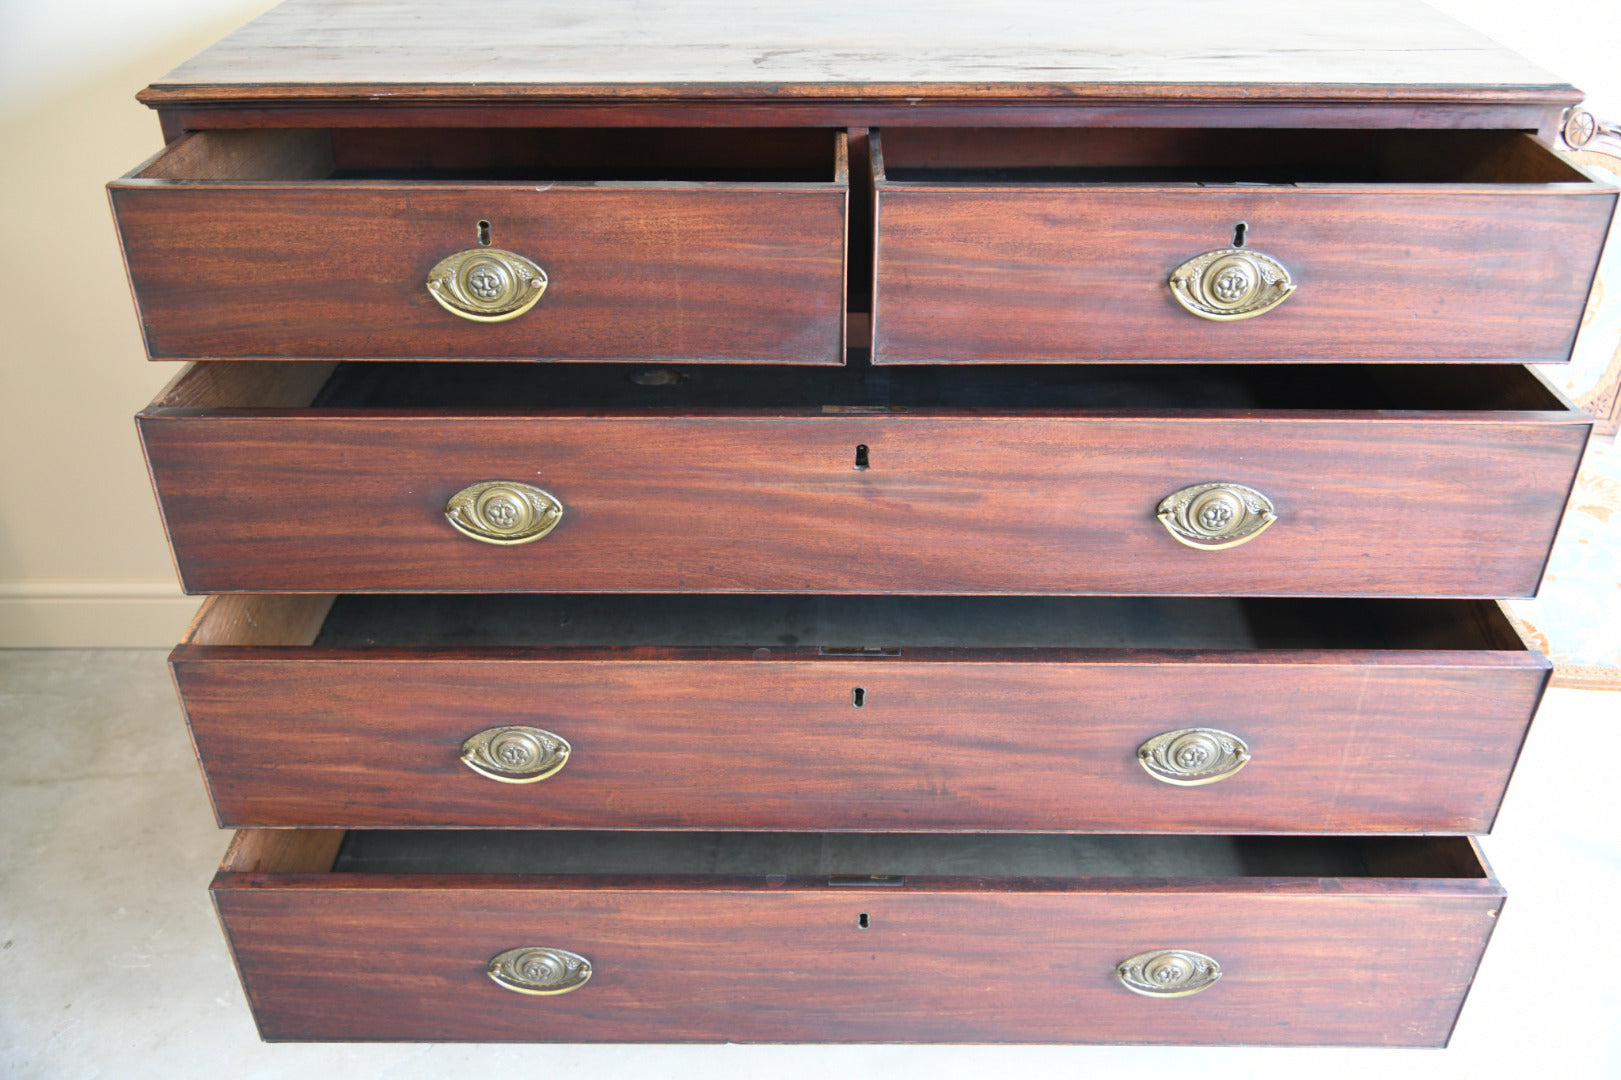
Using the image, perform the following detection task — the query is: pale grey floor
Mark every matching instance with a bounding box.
[1,650,1616,1079]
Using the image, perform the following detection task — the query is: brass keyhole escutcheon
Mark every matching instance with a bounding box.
[1169,247,1294,321]
[445,481,564,545]
[427,247,548,322]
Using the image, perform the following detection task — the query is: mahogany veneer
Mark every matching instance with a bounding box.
[212,829,1503,1045]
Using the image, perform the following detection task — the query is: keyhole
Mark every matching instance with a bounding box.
[854,445,870,470]
[858,913,870,929]
[477,220,492,246]
[852,687,866,708]
[1232,222,1247,248]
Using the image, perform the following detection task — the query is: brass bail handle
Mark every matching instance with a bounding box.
[487,947,593,996]
[1169,224,1294,321]
[1117,949,1222,998]
[1157,482,1275,550]
[426,221,548,322]
[444,481,563,545]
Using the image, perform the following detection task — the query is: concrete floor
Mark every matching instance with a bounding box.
[1,649,1617,1079]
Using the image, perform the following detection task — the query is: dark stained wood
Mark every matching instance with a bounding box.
[172,593,1547,831]
[212,829,1503,1045]
[136,362,1590,597]
[151,101,1576,141]
[871,130,1616,364]
[110,130,847,363]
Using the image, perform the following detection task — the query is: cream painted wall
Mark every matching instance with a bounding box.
[0,1,277,646]
[0,1,1615,646]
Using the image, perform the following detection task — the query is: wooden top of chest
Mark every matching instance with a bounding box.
[140,0,1581,127]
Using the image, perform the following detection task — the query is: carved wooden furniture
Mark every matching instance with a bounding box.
[110,0,1616,1045]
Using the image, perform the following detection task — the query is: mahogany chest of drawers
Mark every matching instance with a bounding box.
[111,0,1615,1046]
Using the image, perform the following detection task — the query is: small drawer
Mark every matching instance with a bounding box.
[110,128,848,363]
[138,360,1588,597]
[174,593,1545,833]
[213,828,1503,1044]
[871,127,1616,363]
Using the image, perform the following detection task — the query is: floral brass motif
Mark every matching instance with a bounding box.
[1117,949,1222,998]
[461,726,571,784]
[1157,482,1276,550]
[487,947,592,996]
[426,247,548,322]
[1169,248,1294,321]
[1138,728,1251,786]
[444,481,563,545]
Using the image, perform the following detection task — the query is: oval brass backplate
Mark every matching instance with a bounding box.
[445,481,563,545]
[1169,247,1294,321]
[427,247,548,322]
[1117,949,1222,998]
[1157,482,1276,550]
[1138,728,1251,786]
[487,947,593,996]
[461,726,571,784]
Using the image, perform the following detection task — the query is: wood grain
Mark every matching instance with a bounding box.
[137,405,1589,597]
[871,132,1615,364]
[212,843,1502,1044]
[173,643,1546,833]
[144,0,1568,101]
[110,135,847,364]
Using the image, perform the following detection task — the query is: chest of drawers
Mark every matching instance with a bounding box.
[111,0,1614,1046]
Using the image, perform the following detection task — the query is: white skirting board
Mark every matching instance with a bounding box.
[0,580,196,647]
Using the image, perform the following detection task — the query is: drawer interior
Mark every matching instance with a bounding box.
[876,127,1594,185]
[157,358,1571,412]
[135,127,846,183]
[225,829,1488,881]
[183,593,1526,652]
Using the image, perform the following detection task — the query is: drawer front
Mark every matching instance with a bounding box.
[872,187,1614,363]
[139,413,1587,596]
[215,873,1500,1044]
[177,654,1543,832]
[111,185,846,363]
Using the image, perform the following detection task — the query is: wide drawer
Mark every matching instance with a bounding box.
[175,594,1544,832]
[871,127,1616,363]
[109,129,848,363]
[214,829,1503,1044]
[138,361,1589,596]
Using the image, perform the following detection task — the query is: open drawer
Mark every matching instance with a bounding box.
[871,127,1616,363]
[173,593,1546,833]
[110,128,848,363]
[214,828,1504,1044]
[138,360,1589,596]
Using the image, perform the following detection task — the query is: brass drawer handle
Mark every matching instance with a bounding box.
[1117,949,1222,998]
[445,481,563,545]
[461,726,571,784]
[427,247,548,322]
[1169,247,1294,321]
[1138,728,1250,786]
[1157,482,1275,550]
[488,947,592,996]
